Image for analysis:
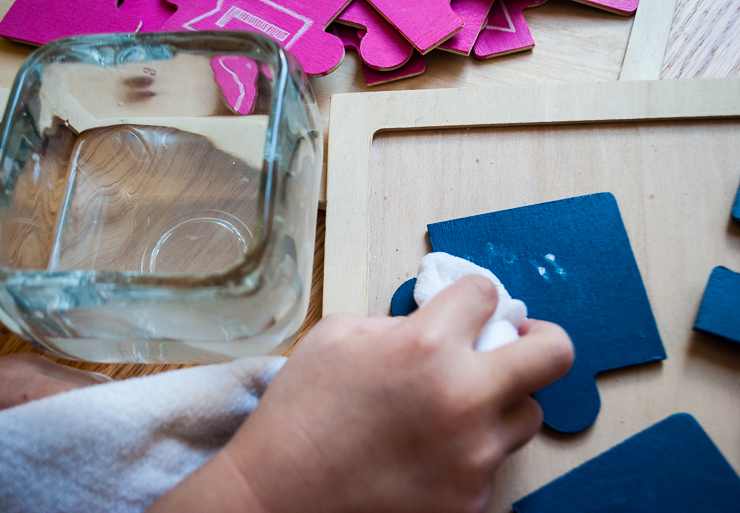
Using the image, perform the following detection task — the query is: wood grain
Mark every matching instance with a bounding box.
[325,77,740,316]
[619,0,677,80]
[313,0,635,200]
[326,81,740,513]
[661,0,740,78]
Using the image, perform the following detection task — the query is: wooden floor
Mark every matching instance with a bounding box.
[0,0,739,379]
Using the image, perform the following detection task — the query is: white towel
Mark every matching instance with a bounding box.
[414,252,528,351]
[0,356,286,513]
[0,253,524,513]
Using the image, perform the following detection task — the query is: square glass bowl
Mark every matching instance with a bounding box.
[0,31,322,363]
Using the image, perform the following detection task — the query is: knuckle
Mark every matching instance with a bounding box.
[318,312,354,329]
[463,274,499,305]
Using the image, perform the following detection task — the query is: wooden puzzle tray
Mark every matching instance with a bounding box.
[324,77,740,511]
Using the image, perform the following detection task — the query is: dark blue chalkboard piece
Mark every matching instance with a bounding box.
[390,278,418,316]
[426,193,665,433]
[732,181,740,222]
[513,413,740,513]
[693,266,740,345]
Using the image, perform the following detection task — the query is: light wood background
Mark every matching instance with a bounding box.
[363,113,740,511]
[0,0,738,378]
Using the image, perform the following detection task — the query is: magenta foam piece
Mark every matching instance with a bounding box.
[0,0,142,45]
[473,0,548,59]
[162,0,348,76]
[574,0,639,15]
[438,0,496,56]
[332,24,425,85]
[210,55,259,115]
[365,0,464,54]
[119,0,176,33]
[336,0,413,70]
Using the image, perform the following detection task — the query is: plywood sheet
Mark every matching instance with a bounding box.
[325,78,740,512]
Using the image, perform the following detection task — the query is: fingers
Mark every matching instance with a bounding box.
[498,396,543,453]
[405,274,499,348]
[481,320,574,400]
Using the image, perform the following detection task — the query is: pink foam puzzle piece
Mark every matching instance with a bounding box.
[331,24,425,85]
[364,0,464,54]
[161,0,350,77]
[0,0,142,46]
[473,0,548,59]
[572,0,639,16]
[210,55,259,114]
[438,0,496,56]
[119,0,177,32]
[336,0,412,71]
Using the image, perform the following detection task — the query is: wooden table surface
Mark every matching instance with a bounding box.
[0,0,738,382]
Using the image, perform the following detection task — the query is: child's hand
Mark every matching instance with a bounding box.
[150,275,574,513]
[0,353,111,410]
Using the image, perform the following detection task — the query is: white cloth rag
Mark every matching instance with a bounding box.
[0,356,286,513]
[414,252,528,351]
[0,253,524,513]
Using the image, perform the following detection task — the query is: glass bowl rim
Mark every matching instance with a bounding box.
[0,30,292,290]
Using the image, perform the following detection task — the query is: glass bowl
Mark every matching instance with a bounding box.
[0,31,322,363]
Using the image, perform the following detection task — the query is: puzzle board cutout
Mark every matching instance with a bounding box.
[324,78,740,511]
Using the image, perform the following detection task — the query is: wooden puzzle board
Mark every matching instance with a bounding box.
[324,78,740,511]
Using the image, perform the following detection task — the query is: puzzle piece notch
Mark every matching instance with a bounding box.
[473,0,549,60]
[336,0,413,70]
[424,193,665,433]
[571,0,639,16]
[332,24,425,85]
[365,0,464,54]
[438,0,496,56]
[513,413,740,512]
[162,0,349,76]
[693,266,740,345]
[0,0,142,46]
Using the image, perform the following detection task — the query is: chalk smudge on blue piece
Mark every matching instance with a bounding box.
[693,266,740,345]
[513,413,740,513]
[424,192,665,433]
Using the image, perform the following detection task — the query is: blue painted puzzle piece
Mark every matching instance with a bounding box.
[513,413,740,513]
[423,193,665,432]
[733,181,740,223]
[693,266,740,345]
[390,278,418,317]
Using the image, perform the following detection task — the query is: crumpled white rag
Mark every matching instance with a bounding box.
[0,356,286,513]
[414,252,528,351]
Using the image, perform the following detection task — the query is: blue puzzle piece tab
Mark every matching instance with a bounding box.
[694,266,740,345]
[513,413,740,513]
[426,193,665,433]
[733,181,740,222]
[391,278,418,316]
